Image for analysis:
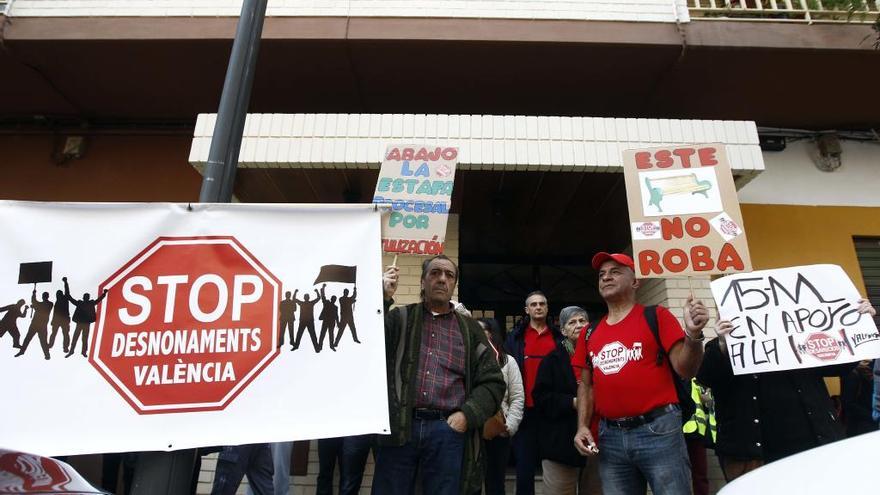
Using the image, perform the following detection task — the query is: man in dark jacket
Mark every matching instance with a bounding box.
[697,299,876,482]
[504,291,563,495]
[374,255,505,495]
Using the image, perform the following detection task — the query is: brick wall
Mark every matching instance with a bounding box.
[8,0,691,23]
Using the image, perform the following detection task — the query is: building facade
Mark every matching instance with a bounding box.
[2,0,879,493]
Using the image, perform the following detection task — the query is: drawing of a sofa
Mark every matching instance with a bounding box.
[645,173,713,212]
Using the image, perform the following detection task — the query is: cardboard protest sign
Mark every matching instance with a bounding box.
[711,264,880,375]
[0,201,389,456]
[622,144,752,278]
[372,144,458,255]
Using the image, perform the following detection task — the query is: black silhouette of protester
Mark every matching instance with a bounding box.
[49,289,71,353]
[63,277,108,358]
[334,287,360,347]
[317,284,339,352]
[278,291,296,348]
[15,290,54,360]
[292,289,320,352]
[0,299,27,349]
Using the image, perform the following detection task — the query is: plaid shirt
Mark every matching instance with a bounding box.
[414,307,466,410]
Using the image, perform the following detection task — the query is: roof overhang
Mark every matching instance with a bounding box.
[189,113,765,185]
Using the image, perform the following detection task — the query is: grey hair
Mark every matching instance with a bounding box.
[559,306,587,334]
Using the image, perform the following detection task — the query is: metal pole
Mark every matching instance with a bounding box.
[199,0,269,203]
[131,1,268,494]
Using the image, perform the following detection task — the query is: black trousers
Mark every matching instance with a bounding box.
[484,435,511,495]
[512,409,539,495]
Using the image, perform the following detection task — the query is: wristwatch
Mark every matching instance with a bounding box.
[686,330,705,342]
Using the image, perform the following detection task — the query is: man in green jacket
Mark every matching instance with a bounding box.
[373,255,505,495]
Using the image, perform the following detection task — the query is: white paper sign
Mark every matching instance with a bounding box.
[709,212,744,242]
[631,221,662,241]
[711,264,880,375]
[0,201,390,456]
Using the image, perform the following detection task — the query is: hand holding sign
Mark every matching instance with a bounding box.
[684,295,709,338]
[714,320,735,355]
[383,266,399,301]
[857,299,877,317]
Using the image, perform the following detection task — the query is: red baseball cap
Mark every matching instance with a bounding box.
[591,252,635,271]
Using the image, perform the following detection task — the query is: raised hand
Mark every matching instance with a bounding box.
[716,320,734,337]
[383,266,400,300]
[683,295,709,337]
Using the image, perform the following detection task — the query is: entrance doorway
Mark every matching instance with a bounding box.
[457,170,631,329]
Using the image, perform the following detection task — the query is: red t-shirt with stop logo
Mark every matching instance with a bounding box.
[571,304,684,419]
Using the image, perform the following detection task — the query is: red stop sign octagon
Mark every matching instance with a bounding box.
[91,236,280,414]
[804,332,842,362]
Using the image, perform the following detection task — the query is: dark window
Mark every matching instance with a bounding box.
[854,237,880,327]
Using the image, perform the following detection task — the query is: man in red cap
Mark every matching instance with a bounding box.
[572,252,709,495]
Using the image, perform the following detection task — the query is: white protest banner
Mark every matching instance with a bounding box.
[372,144,458,255]
[622,144,752,278]
[0,201,389,457]
[711,264,880,375]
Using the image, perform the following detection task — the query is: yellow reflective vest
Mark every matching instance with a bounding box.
[683,378,717,443]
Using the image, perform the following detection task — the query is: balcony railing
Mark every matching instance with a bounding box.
[690,0,880,22]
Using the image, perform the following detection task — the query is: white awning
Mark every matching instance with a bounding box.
[189,113,764,177]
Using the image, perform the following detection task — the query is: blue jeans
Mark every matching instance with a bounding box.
[372,418,465,495]
[598,407,691,495]
[211,444,274,495]
[316,435,373,495]
[340,434,374,495]
[245,442,293,495]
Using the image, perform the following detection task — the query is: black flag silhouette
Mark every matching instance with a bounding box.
[313,265,357,285]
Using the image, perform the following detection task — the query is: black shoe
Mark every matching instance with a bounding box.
[290,344,297,351]
[65,352,74,358]
[14,350,24,357]
[44,355,50,360]
[330,345,337,352]
[353,339,362,344]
